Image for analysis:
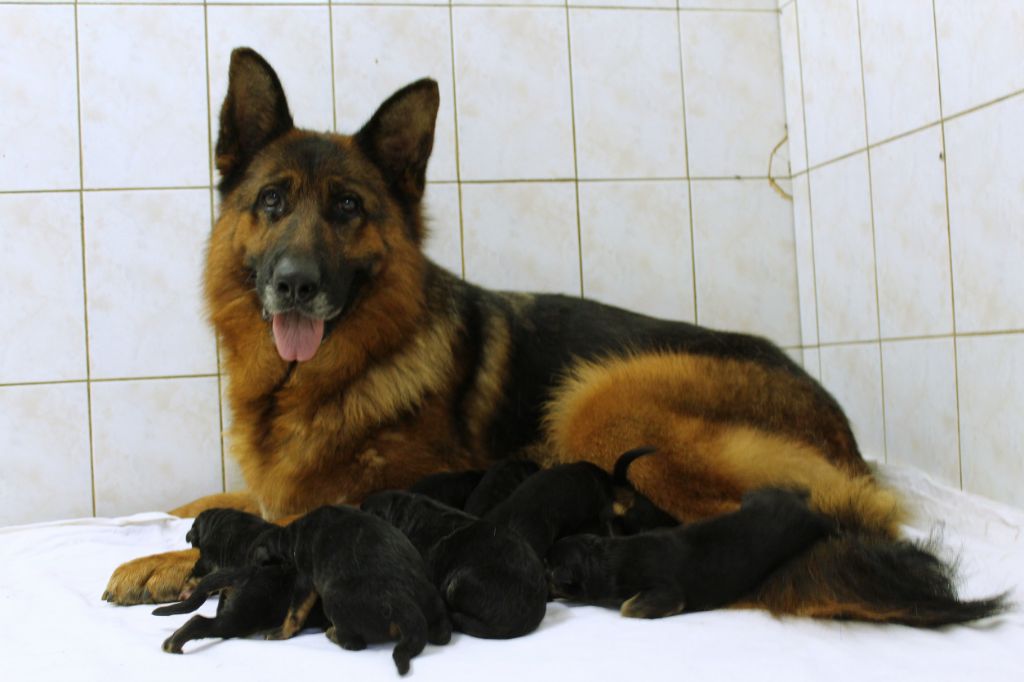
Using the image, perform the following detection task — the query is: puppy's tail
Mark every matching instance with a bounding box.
[747,532,1012,627]
[151,568,246,616]
[611,446,658,487]
[390,603,428,676]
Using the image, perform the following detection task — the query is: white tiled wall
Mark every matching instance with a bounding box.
[1,1,796,524]
[4,0,1020,523]
[780,0,1024,507]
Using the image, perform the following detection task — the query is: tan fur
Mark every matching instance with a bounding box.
[545,352,898,534]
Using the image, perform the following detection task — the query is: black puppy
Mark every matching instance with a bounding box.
[251,505,451,676]
[485,447,667,556]
[184,508,278,579]
[362,491,547,639]
[546,487,834,618]
[153,563,325,652]
[463,459,539,517]
[408,469,485,510]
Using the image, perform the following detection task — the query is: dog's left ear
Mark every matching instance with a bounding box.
[355,79,440,204]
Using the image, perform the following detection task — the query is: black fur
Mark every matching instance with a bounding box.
[463,459,539,517]
[251,505,451,675]
[153,564,326,653]
[185,508,277,579]
[362,491,547,639]
[408,469,485,510]
[485,448,662,557]
[547,487,834,617]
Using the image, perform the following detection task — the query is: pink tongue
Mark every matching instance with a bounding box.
[272,312,325,362]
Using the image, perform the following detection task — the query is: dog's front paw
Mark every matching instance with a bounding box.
[102,549,199,605]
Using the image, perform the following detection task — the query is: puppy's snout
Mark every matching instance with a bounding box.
[272,256,321,305]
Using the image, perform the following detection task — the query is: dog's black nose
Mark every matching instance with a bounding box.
[272,256,320,305]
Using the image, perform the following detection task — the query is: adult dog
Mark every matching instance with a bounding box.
[104,48,1004,626]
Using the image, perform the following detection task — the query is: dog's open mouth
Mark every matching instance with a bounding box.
[272,311,325,362]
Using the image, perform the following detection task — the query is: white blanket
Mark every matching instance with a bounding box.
[1,463,1022,681]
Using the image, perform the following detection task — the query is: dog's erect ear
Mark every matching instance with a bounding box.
[355,79,440,204]
[215,48,294,193]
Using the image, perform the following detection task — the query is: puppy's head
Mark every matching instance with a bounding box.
[546,534,613,601]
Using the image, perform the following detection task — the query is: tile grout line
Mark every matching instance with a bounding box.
[931,0,964,491]
[855,0,888,463]
[327,0,338,133]
[72,0,98,517]
[791,0,822,378]
[563,2,585,298]
[0,176,790,196]
[446,2,467,280]
[787,86,1024,182]
[674,0,699,324]
[201,0,227,493]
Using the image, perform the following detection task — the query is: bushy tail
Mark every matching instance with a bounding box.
[151,568,246,616]
[390,605,428,676]
[750,532,1011,627]
[611,447,657,486]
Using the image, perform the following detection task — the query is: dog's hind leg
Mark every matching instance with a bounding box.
[161,614,240,654]
[619,590,687,619]
[152,568,246,616]
[325,626,367,651]
[264,582,318,640]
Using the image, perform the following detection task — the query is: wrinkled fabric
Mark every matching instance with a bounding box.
[0,462,1021,681]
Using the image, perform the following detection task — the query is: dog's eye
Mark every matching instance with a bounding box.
[259,187,283,212]
[335,194,361,217]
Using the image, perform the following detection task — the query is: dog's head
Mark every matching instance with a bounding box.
[207,48,439,363]
[546,534,614,601]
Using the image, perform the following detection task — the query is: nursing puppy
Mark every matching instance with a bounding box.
[153,564,326,653]
[463,459,539,517]
[362,491,547,639]
[408,469,485,510]
[546,487,834,618]
[251,505,451,676]
[185,508,277,579]
[485,447,667,556]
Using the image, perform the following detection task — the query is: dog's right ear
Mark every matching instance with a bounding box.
[215,47,294,194]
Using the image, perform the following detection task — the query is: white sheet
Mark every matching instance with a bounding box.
[1,462,1022,681]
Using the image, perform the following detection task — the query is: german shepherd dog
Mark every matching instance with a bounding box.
[103,48,1007,626]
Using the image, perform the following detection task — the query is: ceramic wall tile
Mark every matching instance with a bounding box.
[858,0,941,143]
[881,337,960,487]
[422,183,464,277]
[0,6,79,191]
[571,9,686,179]
[78,7,208,189]
[579,180,693,321]
[0,383,92,525]
[944,95,1024,333]
[934,0,1024,116]
[691,179,799,347]
[779,2,807,174]
[91,377,222,517]
[797,0,867,167]
[680,10,786,178]
[819,342,885,460]
[83,190,217,379]
[0,193,87,384]
[957,334,1024,508]
[461,182,580,296]
[870,125,953,338]
[452,7,575,181]
[808,152,878,344]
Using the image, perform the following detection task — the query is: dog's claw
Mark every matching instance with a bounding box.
[101,590,111,602]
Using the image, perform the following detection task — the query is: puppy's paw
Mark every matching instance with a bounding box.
[102,549,199,605]
[620,590,686,619]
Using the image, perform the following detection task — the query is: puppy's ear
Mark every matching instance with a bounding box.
[355,79,440,206]
[251,545,272,566]
[215,47,294,194]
